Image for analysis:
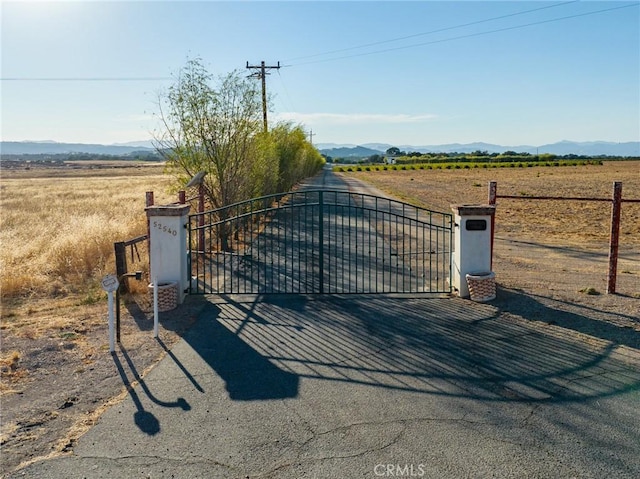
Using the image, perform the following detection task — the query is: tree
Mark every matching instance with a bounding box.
[268,123,324,192]
[154,58,269,212]
[154,59,323,250]
[386,147,401,156]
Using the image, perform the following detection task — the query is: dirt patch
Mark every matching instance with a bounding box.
[347,161,640,245]
[0,294,207,475]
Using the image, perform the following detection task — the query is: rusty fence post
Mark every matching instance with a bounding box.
[488,181,497,270]
[145,191,154,271]
[607,181,622,294]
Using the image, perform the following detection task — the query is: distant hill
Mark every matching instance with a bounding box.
[3,139,638,158]
[317,141,640,157]
[319,145,384,159]
[536,141,639,157]
[0,141,155,156]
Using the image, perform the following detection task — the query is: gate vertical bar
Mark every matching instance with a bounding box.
[318,190,324,294]
[198,184,205,254]
[607,181,622,294]
[187,216,194,293]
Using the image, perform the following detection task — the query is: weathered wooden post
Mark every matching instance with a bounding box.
[145,191,154,270]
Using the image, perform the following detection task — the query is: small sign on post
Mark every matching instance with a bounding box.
[101,274,120,353]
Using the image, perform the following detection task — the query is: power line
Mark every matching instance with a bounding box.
[286,2,639,67]
[275,68,297,113]
[284,0,579,63]
[0,77,172,82]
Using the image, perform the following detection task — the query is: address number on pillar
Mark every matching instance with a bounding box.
[152,221,178,236]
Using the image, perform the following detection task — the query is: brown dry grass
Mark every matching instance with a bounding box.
[0,164,175,309]
[346,161,640,246]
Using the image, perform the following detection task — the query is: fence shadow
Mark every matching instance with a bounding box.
[493,287,640,350]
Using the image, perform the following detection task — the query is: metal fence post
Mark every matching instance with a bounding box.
[488,181,497,270]
[607,182,622,294]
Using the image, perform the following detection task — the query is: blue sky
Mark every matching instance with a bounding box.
[1,0,638,147]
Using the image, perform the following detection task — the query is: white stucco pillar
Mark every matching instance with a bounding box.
[451,204,496,298]
[145,204,191,304]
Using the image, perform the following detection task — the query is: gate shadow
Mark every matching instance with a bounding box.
[186,293,639,405]
[183,301,300,401]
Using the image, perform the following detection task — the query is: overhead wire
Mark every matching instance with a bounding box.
[284,0,580,63]
[275,69,297,113]
[1,77,172,82]
[2,2,636,81]
[284,2,639,67]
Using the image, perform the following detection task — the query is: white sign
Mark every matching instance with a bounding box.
[101,274,120,293]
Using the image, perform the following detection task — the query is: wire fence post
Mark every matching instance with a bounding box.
[607,181,622,294]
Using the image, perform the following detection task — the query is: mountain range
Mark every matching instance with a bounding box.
[317,141,640,158]
[0,141,155,156]
[1,140,638,158]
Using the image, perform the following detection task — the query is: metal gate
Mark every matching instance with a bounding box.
[188,189,452,294]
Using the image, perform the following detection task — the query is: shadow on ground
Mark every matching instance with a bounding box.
[179,293,639,404]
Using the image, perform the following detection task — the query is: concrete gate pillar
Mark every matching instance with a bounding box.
[145,204,191,304]
[451,204,496,299]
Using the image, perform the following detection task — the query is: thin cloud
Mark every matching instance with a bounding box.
[276,112,438,125]
[115,113,155,123]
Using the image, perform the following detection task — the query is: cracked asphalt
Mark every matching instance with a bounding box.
[9,293,640,478]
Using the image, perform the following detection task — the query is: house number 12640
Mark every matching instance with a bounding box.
[153,221,177,236]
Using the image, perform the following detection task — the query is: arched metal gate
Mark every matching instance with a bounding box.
[188,189,452,294]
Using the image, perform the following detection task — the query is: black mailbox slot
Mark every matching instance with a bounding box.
[466,219,487,231]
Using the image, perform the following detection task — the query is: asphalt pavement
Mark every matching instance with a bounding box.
[9,292,640,478]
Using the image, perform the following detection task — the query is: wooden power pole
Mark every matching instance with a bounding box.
[246,61,280,132]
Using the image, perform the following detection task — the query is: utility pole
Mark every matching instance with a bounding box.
[246,61,280,132]
[309,128,315,145]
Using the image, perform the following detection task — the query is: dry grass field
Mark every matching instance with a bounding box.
[0,163,174,305]
[348,160,640,245]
